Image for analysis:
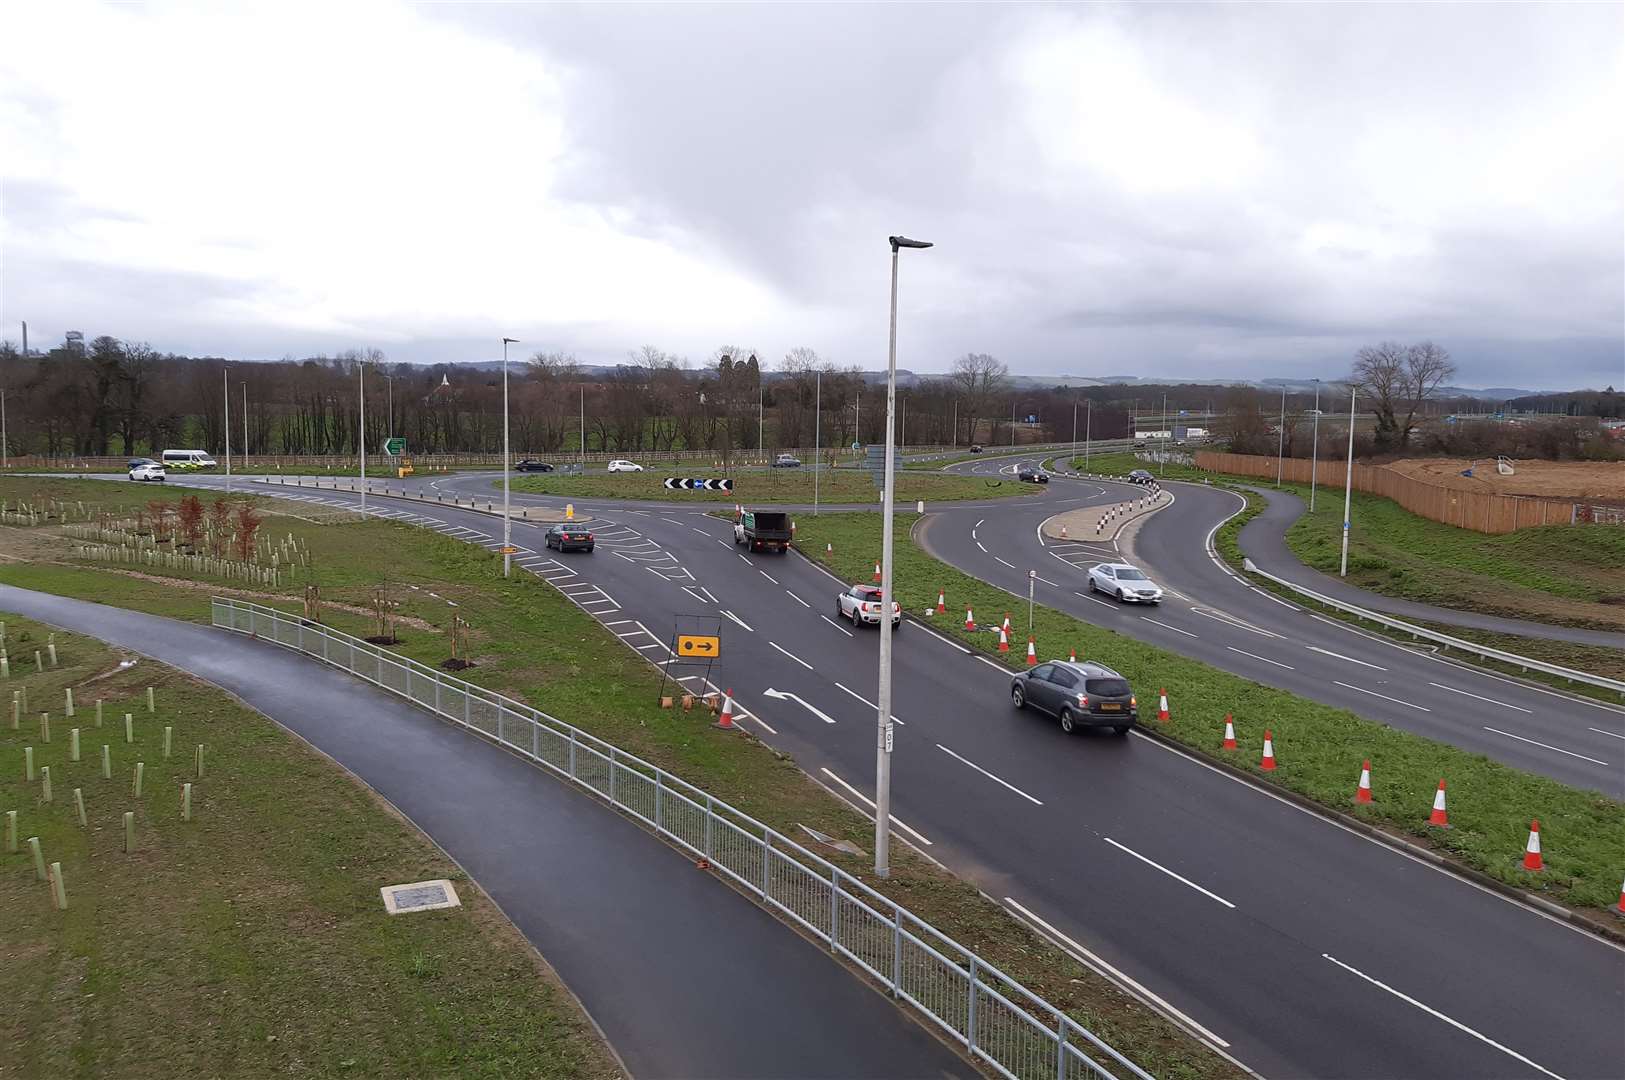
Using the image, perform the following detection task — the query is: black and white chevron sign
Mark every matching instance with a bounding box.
[662,477,734,492]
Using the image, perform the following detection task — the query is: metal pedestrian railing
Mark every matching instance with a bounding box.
[211,596,1153,1080]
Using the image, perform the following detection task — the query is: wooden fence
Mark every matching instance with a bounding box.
[1194,451,1583,534]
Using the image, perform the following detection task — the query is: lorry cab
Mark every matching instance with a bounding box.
[733,509,793,553]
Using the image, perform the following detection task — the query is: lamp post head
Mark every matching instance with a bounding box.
[889,235,933,251]
[502,337,519,345]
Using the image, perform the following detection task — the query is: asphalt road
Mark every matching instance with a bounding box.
[0,583,970,1080]
[116,468,1625,1079]
[1235,483,1625,648]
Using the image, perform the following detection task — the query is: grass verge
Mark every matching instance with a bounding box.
[511,468,1031,504]
[791,512,1625,921]
[0,477,1236,1079]
[0,613,619,1079]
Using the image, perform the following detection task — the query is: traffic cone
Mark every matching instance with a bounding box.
[998,625,1010,652]
[1221,714,1237,750]
[1427,779,1449,827]
[1002,613,1012,634]
[1521,820,1544,872]
[1260,730,1277,770]
[1355,760,1372,803]
[826,542,833,555]
[965,607,976,631]
[1061,524,1069,539]
[874,562,882,583]
[714,689,736,730]
[1156,689,1169,722]
[936,589,946,614]
[1068,645,1077,663]
[1026,637,1037,667]
[1615,877,1624,917]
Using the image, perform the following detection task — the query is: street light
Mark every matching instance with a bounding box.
[223,366,232,494]
[876,233,931,879]
[1309,379,1321,512]
[502,337,519,578]
[357,362,366,512]
[1341,386,1357,576]
[813,368,822,515]
[1275,385,1287,485]
[1084,398,1092,469]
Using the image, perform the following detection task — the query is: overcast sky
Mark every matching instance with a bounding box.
[2,2,1620,390]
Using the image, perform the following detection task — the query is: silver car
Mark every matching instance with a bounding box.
[1087,562,1163,604]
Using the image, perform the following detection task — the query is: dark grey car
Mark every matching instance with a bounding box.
[1010,661,1137,735]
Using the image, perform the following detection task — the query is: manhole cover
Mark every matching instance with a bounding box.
[380,879,462,915]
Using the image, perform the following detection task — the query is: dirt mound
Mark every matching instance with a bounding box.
[1385,458,1625,501]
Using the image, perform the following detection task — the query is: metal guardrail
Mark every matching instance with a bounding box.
[1239,562,1625,698]
[209,596,1153,1080]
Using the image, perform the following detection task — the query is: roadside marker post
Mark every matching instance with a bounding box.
[28,836,46,880]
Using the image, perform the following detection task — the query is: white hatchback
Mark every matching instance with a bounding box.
[129,460,166,482]
[606,459,644,473]
[1088,562,1164,604]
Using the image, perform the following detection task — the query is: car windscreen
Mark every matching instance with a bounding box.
[1117,568,1149,581]
[1085,678,1131,696]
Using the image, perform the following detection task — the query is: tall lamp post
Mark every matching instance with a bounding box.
[1,388,9,468]
[1084,398,1092,469]
[876,233,931,879]
[1275,384,1287,484]
[357,362,366,512]
[223,367,232,494]
[1309,379,1321,511]
[813,368,822,515]
[1340,386,1357,576]
[501,337,518,578]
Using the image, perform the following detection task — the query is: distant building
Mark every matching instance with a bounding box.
[64,331,85,355]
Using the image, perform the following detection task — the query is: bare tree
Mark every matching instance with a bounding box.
[1349,340,1455,451]
[949,353,1008,445]
[1399,341,1456,449]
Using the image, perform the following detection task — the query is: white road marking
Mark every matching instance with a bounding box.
[1191,607,1280,638]
[1333,681,1430,711]
[1075,592,1117,610]
[722,609,754,631]
[936,744,1043,805]
[977,656,1010,674]
[974,518,985,528]
[1589,727,1625,741]
[1321,954,1566,1080]
[820,614,854,637]
[832,682,903,723]
[1141,617,1197,638]
[761,687,836,723]
[1103,837,1236,909]
[681,585,714,605]
[1032,574,1060,587]
[976,541,988,552]
[1428,682,1533,713]
[819,768,933,845]
[994,556,1017,569]
[1226,646,1294,670]
[602,618,636,627]
[691,526,711,535]
[1003,898,1230,1049]
[1307,646,1388,671]
[769,641,814,670]
[736,553,751,564]
[1482,727,1610,766]
[759,570,779,585]
[785,590,811,609]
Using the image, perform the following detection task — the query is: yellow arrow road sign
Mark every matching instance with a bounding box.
[676,635,721,658]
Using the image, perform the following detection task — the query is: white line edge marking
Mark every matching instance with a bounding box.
[820,614,854,637]
[936,744,1044,805]
[1075,592,1118,610]
[976,656,1009,674]
[818,768,933,845]
[1428,682,1534,713]
[722,609,754,631]
[1003,898,1230,1049]
[976,541,988,552]
[1333,681,1430,711]
[1141,617,1197,638]
[1307,645,1389,671]
[1226,646,1294,670]
[1589,727,1625,741]
[769,641,814,671]
[1482,727,1609,766]
[1103,837,1236,909]
[1321,953,1566,1080]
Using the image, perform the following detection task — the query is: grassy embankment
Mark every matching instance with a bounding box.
[0,614,618,1079]
[0,476,1236,1080]
[511,467,1030,504]
[792,511,1625,920]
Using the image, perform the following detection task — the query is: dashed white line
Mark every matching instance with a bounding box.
[1482,727,1609,766]
[785,590,811,608]
[976,541,988,552]
[1226,646,1294,670]
[1333,681,1430,711]
[1075,592,1118,610]
[722,609,754,631]
[1589,727,1625,741]
[1103,837,1235,909]
[1428,682,1533,713]
[759,570,779,585]
[832,682,903,724]
[1307,646,1388,671]
[818,768,933,846]
[1032,574,1060,587]
[820,614,855,637]
[936,744,1043,805]
[977,656,1010,674]
[769,641,814,670]
[1141,617,1197,638]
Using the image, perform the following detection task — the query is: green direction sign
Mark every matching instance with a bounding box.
[380,437,407,457]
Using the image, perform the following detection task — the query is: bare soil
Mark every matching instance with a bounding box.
[1387,457,1625,501]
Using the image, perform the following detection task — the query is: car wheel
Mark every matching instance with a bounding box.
[585,545,594,553]
[1116,588,1125,601]
[1112,725,1130,736]
[893,618,902,633]
[1011,684,1026,710]
[1059,709,1076,734]
[1088,578,1097,592]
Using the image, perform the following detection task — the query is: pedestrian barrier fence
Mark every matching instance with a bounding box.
[209,596,1154,1080]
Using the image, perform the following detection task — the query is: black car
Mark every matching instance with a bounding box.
[516,459,555,472]
[1128,469,1155,484]
[968,444,983,454]
[1017,467,1049,484]
[1010,661,1136,735]
[544,523,594,552]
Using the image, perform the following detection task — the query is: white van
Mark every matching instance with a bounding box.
[161,449,218,469]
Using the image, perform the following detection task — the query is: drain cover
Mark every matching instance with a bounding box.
[380,879,462,915]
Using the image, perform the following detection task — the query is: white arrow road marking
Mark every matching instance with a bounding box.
[761,688,837,723]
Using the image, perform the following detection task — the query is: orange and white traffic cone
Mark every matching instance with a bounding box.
[1002,613,1012,634]
[965,607,976,631]
[998,625,1010,652]
[1026,637,1037,667]
[1221,714,1237,750]
[1427,779,1449,827]
[714,689,736,730]
[1521,820,1544,871]
[826,542,833,555]
[1616,877,1625,917]
[936,589,946,614]
[1068,645,1077,663]
[1061,524,1069,539]
[874,562,882,583]
[1156,689,1169,723]
[1355,760,1372,803]
[1260,729,1277,770]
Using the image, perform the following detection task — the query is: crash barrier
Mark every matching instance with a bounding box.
[209,596,1154,1080]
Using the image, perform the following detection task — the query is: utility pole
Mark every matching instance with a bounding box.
[1071,398,1078,466]
[223,367,232,493]
[1276,385,1287,485]
[242,381,249,470]
[813,368,822,515]
[1,388,8,467]
[501,337,518,578]
[1160,392,1167,477]
[1084,399,1092,469]
[1341,387,1356,577]
[1310,379,1321,511]
[580,384,586,461]
[358,363,366,512]
[757,361,764,460]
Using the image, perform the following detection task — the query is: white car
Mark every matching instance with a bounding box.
[836,584,902,629]
[606,459,644,473]
[1088,563,1164,604]
[129,460,166,482]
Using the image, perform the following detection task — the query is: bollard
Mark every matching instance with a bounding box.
[65,687,74,717]
[40,766,52,803]
[123,812,135,853]
[10,690,18,729]
[147,686,155,713]
[195,744,205,778]
[96,699,103,727]
[73,788,87,827]
[29,836,46,880]
[181,783,192,821]
[70,727,80,762]
[125,713,133,743]
[4,809,15,851]
[163,726,172,759]
[1,653,7,678]
[48,642,57,667]
[35,650,43,673]
[101,744,111,779]
[133,762,144,797]
[20,685,26,713]
[40,712,49,743]
[24,746,35,781]
[50,862,67,910]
